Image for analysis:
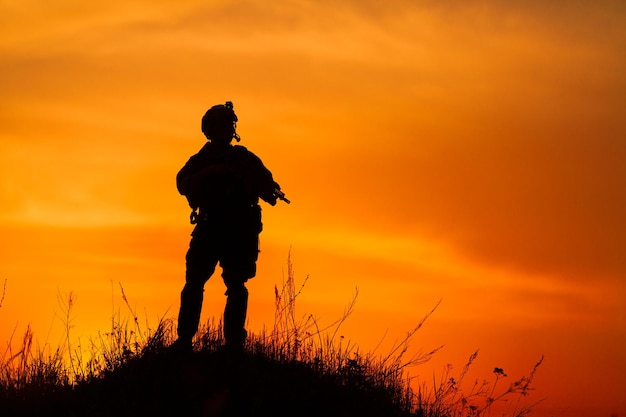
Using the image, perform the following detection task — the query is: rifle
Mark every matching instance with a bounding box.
[274,188,290,204]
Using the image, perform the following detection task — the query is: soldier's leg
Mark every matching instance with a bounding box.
[177,233,218,344]
[223,281,249,347]
[221,231,259,348]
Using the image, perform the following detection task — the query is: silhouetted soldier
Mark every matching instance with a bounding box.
[174,101,288,352]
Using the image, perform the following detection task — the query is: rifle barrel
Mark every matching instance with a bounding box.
[274,189,290,204]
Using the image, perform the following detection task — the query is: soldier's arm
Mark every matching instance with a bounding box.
[179,164,231,195]
[236,146,289,205]
[253,159,280,205]
[176,155,231,197]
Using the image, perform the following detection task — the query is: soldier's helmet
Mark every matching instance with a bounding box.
[201,101,238,140]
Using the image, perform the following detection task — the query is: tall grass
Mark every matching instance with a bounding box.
[413,350,544,417]
[0,258,544,416]
[249,252,444,413]
[246,253,544,416]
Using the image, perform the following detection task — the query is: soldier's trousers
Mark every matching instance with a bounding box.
[177,217,260,347]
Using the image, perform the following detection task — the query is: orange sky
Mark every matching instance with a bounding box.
[1,1,625,416]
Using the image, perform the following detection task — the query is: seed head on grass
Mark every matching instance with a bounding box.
[0,278,7,309]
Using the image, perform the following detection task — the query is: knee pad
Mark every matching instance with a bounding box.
[224,283,248,298]
[182,280,205,295]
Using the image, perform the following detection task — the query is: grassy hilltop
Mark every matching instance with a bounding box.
[0,267,542,417]
[1,330,417,417]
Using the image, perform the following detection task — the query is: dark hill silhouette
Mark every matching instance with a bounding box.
[2,344,414,417]
[0,261,421,417]
[0,269,542,416]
